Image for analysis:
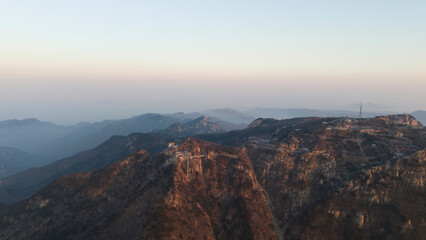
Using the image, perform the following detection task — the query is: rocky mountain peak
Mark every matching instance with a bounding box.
[247,118,279,128]
[378,114,422,126]
[193,115,209,123]
[0,115,424,240]
[0,118,52,128]
[0,138,277,240]
[162,117,223,137]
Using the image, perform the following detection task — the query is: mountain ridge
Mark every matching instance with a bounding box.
[0,133,173,205]
[0,138,277,239]
[0,113,243,165]
[0,114,424,239]
[0,116,243,205]
[0,146,47,179]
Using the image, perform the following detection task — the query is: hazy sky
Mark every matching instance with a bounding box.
[1,1,425,124]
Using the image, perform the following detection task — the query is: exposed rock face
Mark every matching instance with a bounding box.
[285,150,425,240]
[0,139,276,240]
[152,139,276,240]
[161,116,244,137]
[0,115,425,240]
[162,116,223,137]
[201,115,425,239]
[378,114,422,126]
[0,150,166,240]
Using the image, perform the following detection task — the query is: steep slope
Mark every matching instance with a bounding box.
[0,139,276,240]
[0,116,245,205]
[199,114,425,239]
[286,150,425,240]
[0,133,172,205]
[243,115,425,239]
[377,114,422,126]
[0,147,47,178]
[1,115,424,239]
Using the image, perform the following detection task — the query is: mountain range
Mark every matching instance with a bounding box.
[0,113,245,165]
[0,147,48,179]
[1,109,424,187]
[1,108,423,163]
[0,114,424,239]
[0,115,246,205]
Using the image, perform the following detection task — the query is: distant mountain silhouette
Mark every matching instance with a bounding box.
[0,118,53,128]
[164,112,205,121]
[0,133,173,205]
[38,114,180,160]
[0,116,243,205]
[0,113,244,162]
[0,118,80,157]
[0,146,47,179]
[203,108,255,124]
[411,110,426,125]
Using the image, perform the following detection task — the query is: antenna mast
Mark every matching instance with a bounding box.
[359,102,363,118]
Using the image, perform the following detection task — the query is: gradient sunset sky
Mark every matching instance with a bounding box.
[1,1,425,124]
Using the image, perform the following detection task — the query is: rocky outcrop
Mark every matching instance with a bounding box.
[285,150,425,240]
[378,114,422,126]
[152,139,276,239]
[0,115,425,240]
[243,116,425,238]
[0,139,277,240]
[161,116,240,137]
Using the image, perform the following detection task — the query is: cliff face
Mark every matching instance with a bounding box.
[0,115,425,240]
[0,139,276,240]
[378,114,422,127]
[243,116,425,239]
[151,139,276,240]
[0,150,165,240]
[286,150,425,240]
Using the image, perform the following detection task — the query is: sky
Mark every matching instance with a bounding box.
[1,0,425,124]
